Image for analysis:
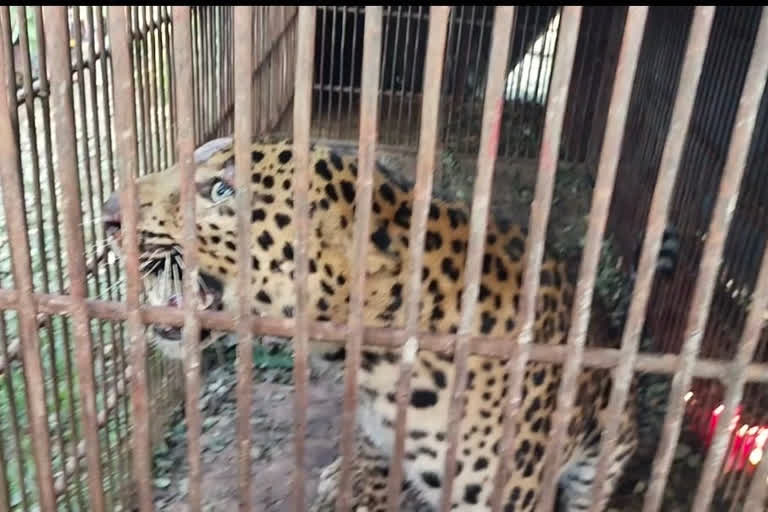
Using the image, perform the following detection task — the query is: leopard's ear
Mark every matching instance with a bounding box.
[194,137,234,164]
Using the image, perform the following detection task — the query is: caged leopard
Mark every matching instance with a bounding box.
[102,136,679,511]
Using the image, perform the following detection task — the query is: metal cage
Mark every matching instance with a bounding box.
[0,5,766,512]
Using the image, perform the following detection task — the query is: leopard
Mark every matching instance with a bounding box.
[102,135,680,511]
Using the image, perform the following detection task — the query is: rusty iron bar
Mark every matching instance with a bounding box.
[490,7,582,512]
[171,7,204,512]
[7,6,87,509]
[290,7,316,512]
[232,6,255,511]
[692,184,768,509]
[643,8,768,512]
[439,7,515,512]
[536,6,648,511]
[589,6,716,511]
[2,287,768,382]
[690,15,768,512]
[744,432,768,510]
[0,19,58,512]
[335,6,383,511]
[43,6,107,511]
[693,9,768,510]
[385,6,451,511]
[107,6,154,512]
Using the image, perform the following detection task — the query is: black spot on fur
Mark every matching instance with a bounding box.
[262,175,274,188]
[464,484,481,504]
[481,311,496,334]
[324,183,339,202]
[340,180,355,203]
[252,209,266,222]
[421,472,441,488]
[370,225,391,252]
[441,257,460,281]
[257,230,275,250]
[394,202,412,229]
[447,207,467,228]
[410,389,438,408]
[256,290,272,304]
[274,213,291,228]
[283,243,294,260]
[432,370,447,389]
[473,457,489,471]
[278,150,292,164]
[425,231,442,251]
[379,183,396,205]
[329,151,343,170]
[315,160,332,181]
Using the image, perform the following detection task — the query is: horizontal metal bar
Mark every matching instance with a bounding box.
[0,289,765,383]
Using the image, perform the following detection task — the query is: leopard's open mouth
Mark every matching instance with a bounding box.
[149,268,224,342]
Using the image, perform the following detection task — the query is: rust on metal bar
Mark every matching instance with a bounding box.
[335,6,383,511]
[692,194,768,509]
[43,6,107,511]
[291,7,316,512]
[536,6,648,511]
[2,287,768,382]
[589,7,717,511]
[386,6,451,511]
[9,6,86,508]
[491,7,583,512]
[439,8,515,512]
[172,7,204,512]
[690,11,768,511]
[643,7,768,512]
[0,17,57,512]
[232,6,255,511]
[743,430,768,510]
[107,6,154,512]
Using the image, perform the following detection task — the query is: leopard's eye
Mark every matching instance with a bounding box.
[210,180,234,203]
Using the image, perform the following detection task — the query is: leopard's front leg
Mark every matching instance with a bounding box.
[311,435,406,512]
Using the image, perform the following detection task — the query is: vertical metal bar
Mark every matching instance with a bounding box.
[405,7,424,141]
[490,7,582,511]
[171,7,203,512]
[394,6,412,144]
[107,7,154,512]
[335,8,382,510]
[588,7,716,512]
[534,7,647,511]
[0,18,58,512]
[438,8,515,512]
[43,7,107,511]
[692,225,768,510]
[291,7,316,512]
[386,7,451,511]
[0,312,30,512]
[743,427,768,510]
[346,6,360,137]
[11,6,78,508]
[35,8,89,506]
[0,424,8,512]
[233,6,254,511]
[643,7,768,511]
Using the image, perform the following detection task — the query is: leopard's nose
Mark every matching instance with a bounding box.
[102,194,121,235]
